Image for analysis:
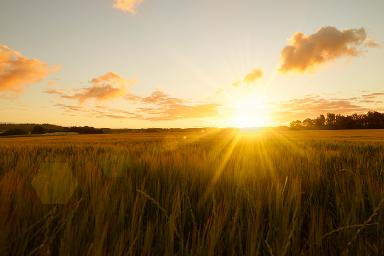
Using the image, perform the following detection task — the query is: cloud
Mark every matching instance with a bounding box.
[47,80,58,86]
[44,89,65,95]
[113,0,143,14]
[233,68,263,87]
[55,103,84,113]
[361,92,384,99]
[358,92,384,104]
[125,94,141,102]
[55,103,142,119]
[142,90,185,105]
[55,89,219,121]
[275,95,368,122]
[102,114,127,119]
[281,96,367,113]
[243,69,263,84]
[138,90,219,120]
[0,45,56,92]
[279,26,375,73]
[138,103,219,121]
[365,39,380,48]
[63,72,132,102]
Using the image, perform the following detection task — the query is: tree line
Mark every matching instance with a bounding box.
[0,123,223,136]
[0,124,104,136]
[290,111,384,130]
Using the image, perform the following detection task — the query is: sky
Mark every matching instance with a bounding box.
[1,0,383,128]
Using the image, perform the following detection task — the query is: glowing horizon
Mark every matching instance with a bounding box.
[1,0,383,128]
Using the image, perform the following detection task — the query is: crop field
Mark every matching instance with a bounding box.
[0,129,384,255]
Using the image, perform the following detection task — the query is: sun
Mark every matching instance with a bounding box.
[229,93,272,128]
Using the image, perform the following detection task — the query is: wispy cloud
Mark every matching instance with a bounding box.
[279,26,377,73]
[61,72,134,103]
[44,89,66,95]
[141,90,185,105]
[275,95,369,122]
[54,88,219,121]
[138,103,219,121]
[361,92,384,99]
[113,0,143,14]
[137,90,219,120]
[55,103,141,119]
[0,45,57,92]
[243,69,263,84]
[281,96,367,113]
[55,103,84,113]
[233,68,263,87]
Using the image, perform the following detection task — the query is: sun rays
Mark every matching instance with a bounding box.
[224,88,272,128]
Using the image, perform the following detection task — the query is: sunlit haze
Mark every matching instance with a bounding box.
[1,0,383,128]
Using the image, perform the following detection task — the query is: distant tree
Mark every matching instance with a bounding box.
[333,115,352,129]
[31,125,46,134]
[365,111,384,129]
[290,120,303,129]
[302,118,314,129]
[351,114,363,129]
[326,113,336,129]
[289,111,384,130]
[0,128,28,136]
[314,114,326,128]
[69,126,104,134]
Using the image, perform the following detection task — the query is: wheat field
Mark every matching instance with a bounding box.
[0,129,384,255]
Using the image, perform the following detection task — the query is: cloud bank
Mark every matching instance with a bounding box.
[49,73,219,121]
[275,95,371,122]
[142,90,185,105]
[138,90,219,120]
[0,45,55,92]
[279,26,375,73]
[281,96,367,114]
[54,87,219,121]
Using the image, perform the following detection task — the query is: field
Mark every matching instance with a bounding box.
[0,129,384,255]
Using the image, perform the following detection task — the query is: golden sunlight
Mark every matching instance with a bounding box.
[229,93,272,128]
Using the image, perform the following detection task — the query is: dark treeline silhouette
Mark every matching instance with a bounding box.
[67,126,104,134]
[1,128,29,136]
[290,111,384,130]
[0,123,105,136]
[0,123,64,132]
[0,123,226,136]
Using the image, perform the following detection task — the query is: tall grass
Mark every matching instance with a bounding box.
[0,130,383,255]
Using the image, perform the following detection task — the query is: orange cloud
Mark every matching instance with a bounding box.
[142,90,185,105]
[138,90,219,120]
[243,69,263,84]
[279,27,375,73]
[113,0,143,14]
[44,89,65,95]
[64,72,132,102]
[361,92,384,99]
[56,89,219,121]
[232,68,263,87]
[138,103,219,121]
[275,95,368,122]
[55,103,144,120]
[0,45,56,92]
[281,96,367,113]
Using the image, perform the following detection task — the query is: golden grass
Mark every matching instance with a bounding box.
[0,129,384,255]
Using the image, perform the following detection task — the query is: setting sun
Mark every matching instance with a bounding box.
[229,92,271,128]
